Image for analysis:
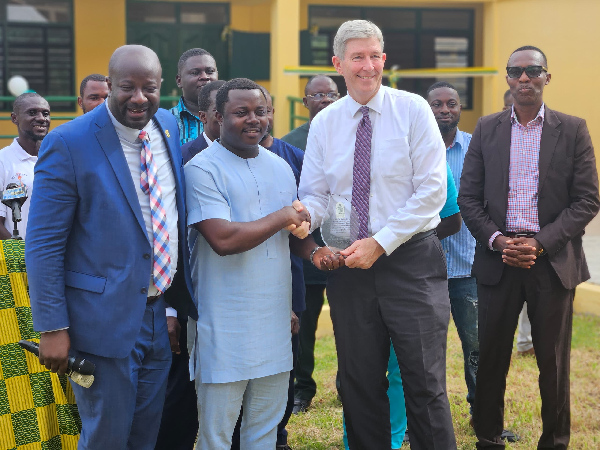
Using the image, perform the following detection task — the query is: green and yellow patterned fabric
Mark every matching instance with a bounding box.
[0,240,81,450]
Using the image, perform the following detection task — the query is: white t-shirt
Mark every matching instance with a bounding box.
[0,138,37,239]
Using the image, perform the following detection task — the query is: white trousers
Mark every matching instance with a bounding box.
[195,371,289,450]
[516,302,533,352]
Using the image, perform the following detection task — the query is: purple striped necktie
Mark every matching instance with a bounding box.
[139,130,172,294]
[351,105,372,240]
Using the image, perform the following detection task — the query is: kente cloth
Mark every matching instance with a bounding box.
[0,240,81,450]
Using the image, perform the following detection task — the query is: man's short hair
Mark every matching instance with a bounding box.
[510,45,548,67]
[79,74,106,97]
[215,78,266,115]
[304,75,334,95]
[198,80,226,112]
[177,48,214,74]
[13,92,45,115]
[426,81,457,97]
[333,20,384,59]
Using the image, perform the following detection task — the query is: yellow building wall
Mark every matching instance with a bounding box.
[484,0,600,175]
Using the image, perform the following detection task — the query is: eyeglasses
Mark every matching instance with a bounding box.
[506,65,548,79]
[306,92,340,101]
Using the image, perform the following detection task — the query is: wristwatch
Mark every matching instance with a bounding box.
[309,246,322,267]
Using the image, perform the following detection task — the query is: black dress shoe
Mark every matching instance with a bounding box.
[501,429,520,443]
[292,398,311,415]
[403,429,410,443]
[276,445,293,450]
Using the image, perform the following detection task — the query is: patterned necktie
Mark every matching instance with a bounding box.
[351,106,373,240]
[139,130,171,294]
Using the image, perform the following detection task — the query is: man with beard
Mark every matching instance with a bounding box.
[0,92,50,239]
[170,48,218,146]
[26,45,197,449]
[459,46,599,449]
[427,81,478,414]
[185,78,334,448]
[227,85,306,450]
[281,76,340,416]
[78,73,109,113]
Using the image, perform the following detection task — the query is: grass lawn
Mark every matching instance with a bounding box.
[286,313,600,449]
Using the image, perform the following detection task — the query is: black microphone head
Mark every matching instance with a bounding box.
[68,356,96,376]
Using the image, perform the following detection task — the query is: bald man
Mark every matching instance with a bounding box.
[26,45,197,450]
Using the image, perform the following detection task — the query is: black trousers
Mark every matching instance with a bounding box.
[231,322,300,449]
[328,233,456,450]
[294,284,326,402]
[154,317,198,450]
[474,257,573,449]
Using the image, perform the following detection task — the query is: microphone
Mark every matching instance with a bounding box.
[1,183,27,221]
[18,340,96,388]
[1,183,28,239]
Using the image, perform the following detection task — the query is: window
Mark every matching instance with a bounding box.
[306,6,474,108]
[127,1,230,109]
[0,0,74,111]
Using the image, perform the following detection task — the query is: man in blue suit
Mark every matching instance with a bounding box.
[25,45,197,450]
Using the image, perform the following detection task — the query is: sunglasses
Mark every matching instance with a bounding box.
[306,92,340,101]
[506,65,548,79]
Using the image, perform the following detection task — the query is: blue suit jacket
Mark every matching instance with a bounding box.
[181,133,209,164]
[25,104,198,359]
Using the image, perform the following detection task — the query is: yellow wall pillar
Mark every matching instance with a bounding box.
[481,0,498,116]
[270,0,300,137]
[74,0,126,96]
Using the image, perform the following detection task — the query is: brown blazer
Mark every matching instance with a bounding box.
[458,106,600,289]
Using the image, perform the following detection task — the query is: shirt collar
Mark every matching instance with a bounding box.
[447,128,467,151]
[105,101,152,145]
[203,131,213,145]
[176,96,199,120]
[347,85,385,118]
[11,138,37,161]
[510,103,545,125]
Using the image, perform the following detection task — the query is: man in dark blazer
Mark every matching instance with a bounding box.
[458,46,599,449]
[26,45,197,450]
[181,80,225,164]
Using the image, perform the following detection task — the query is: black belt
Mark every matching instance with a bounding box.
[404,229,436,245]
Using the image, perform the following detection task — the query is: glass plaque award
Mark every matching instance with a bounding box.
[320,195,359,255]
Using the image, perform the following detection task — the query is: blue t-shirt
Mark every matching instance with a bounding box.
[440,163,459,219]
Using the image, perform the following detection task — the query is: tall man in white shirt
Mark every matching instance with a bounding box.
[298,20,456,450]
[0,93,50,239]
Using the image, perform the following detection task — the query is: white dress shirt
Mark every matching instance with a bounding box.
[298,85,447,255]
[0,138,37,239]
[106,103,179,297]
[203,131,213,146]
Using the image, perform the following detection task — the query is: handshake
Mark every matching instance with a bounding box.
[283,200,311,239]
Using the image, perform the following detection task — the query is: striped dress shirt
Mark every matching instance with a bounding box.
[488,104,545,248]
[442,129,476,278]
